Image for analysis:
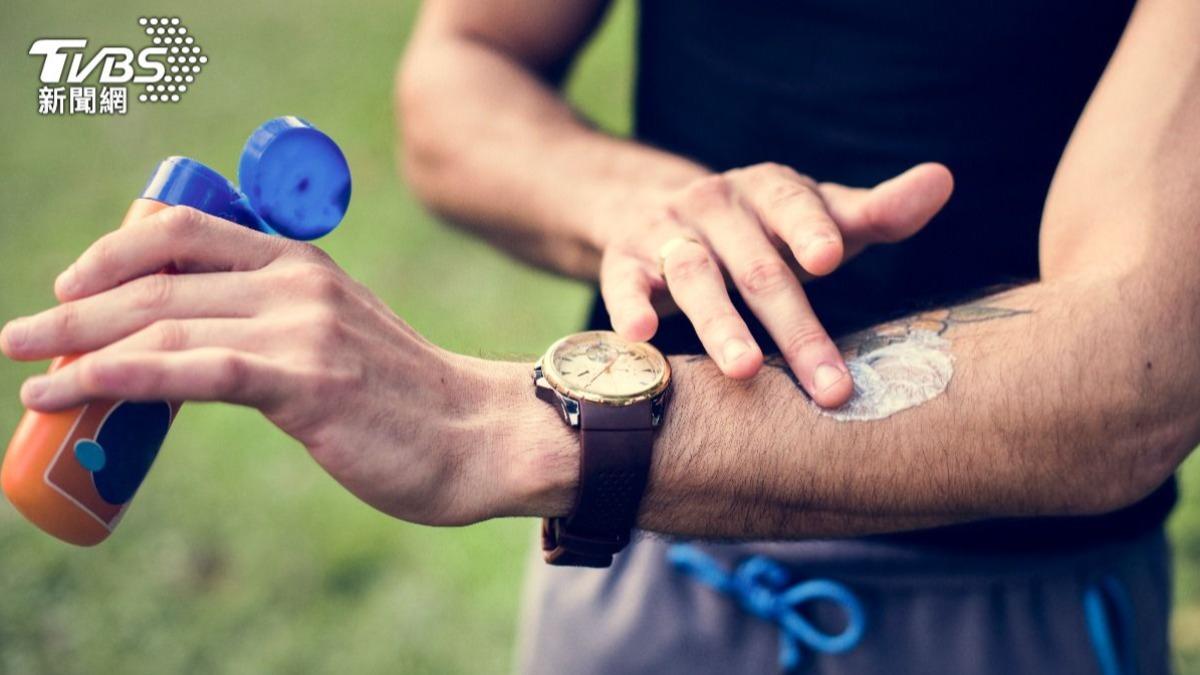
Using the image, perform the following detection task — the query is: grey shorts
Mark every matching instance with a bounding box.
[515,528,1171,674]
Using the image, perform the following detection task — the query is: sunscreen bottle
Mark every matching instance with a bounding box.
[1,117,351,545]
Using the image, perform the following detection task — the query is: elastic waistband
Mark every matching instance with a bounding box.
[665,527,1166,589]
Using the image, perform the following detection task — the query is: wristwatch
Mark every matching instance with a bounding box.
[534,330,671,568]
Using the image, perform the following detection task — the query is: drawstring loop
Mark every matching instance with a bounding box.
[667,543,866,672]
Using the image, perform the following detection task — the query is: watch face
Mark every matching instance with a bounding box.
[542,331,670,404]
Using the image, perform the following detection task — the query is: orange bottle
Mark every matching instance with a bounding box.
[2,118,351,545]
[3,200,178,545]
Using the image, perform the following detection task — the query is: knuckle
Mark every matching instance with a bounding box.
[307,307,345,351]
[51,303,79,338]
[760,162,812,184]
[603,236,642,264]
[129,273,174,311]
[294,242,332,264]
[278,262,342,301]
[781,325,833,360]
[664,245,715,281]
[149,319,187,351]
[681,174,732,208]
[79,356,150,397]
[84,235,120,278]
[646,206,684,233]
[660,203,687,228]
[751,161,787,177]
[213,350,247,394]
[763,181,816,210]
[75,358,106,395]
[723,166,749,182]
[743,164,818,202]
[159,205,203,238]
[738,257,792,295]
[307,266,343,301]
[271,261,310,288]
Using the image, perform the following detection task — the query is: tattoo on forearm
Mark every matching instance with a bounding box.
[833,303,1031,359]
[762,299,1032,420]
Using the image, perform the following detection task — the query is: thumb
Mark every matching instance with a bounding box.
[818,162,954,246]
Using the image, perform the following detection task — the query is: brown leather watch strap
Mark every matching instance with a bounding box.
[542,400,655,568]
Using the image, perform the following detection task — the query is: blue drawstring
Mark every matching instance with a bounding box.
[667,543,865,672]
[1084,575,1137,675]
[672,544,1138,673]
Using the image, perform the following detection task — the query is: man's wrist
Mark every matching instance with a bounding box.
[476,359,578,520]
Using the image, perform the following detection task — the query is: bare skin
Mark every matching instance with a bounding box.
[2,0,1199,539]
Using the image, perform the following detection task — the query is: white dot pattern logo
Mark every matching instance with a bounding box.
[136,17,206,104]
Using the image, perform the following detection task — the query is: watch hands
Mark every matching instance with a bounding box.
[586,355,620,388]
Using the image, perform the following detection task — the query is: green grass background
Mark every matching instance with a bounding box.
[0,2,1196,673]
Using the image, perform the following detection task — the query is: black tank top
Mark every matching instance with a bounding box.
[585,0,1176,551]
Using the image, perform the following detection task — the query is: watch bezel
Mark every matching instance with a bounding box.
[537,330,671,407]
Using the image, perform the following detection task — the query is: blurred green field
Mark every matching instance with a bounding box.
[0,2,1197,673]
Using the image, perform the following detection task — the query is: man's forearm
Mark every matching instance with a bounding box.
[399,8,706,279]
[501,276,1200,539]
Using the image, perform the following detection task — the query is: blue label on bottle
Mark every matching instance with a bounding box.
[80,401,173,505]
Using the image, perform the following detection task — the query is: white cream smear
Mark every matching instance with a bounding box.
[821,329,954,422]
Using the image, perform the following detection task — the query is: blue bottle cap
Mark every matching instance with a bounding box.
[238,116,351,241]
[140,156,268,232]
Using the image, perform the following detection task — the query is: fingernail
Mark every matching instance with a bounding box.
[804,236,839,265]
[806,235,837,253]
[814,362,847,393]
[2,319,28,351]
[56,265,78,295]
[21,376,49,402]
[722,339,750,366]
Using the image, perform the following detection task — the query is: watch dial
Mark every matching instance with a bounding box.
[548,332,667,399]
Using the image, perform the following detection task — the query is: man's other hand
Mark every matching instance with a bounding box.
[600,162,953,407]
[0,207,529,526]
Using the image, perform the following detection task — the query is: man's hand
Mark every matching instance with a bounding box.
[600,162,953,406]
[0,207,542,527]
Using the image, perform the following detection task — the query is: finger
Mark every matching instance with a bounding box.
[817,163,954,251]
[600,246,660,342]
[20,348,282,412]
[732,164,845,277]
[97,318,267,356]
[55,205,296,302]
[683,194,852,406]
[1,272,260,361]
[659,237,763,379]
